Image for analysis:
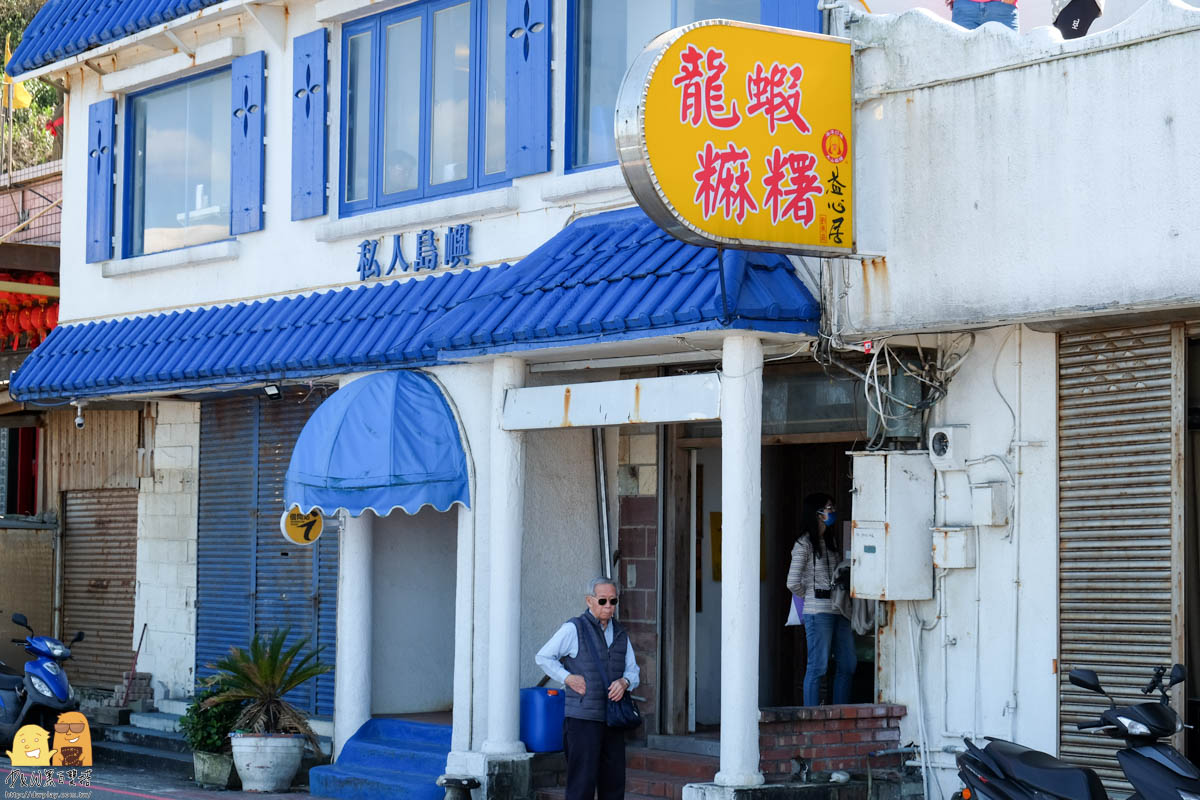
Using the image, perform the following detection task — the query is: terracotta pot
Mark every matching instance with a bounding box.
[229,732,305,792]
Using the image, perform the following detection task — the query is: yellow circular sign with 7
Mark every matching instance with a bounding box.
[616,21,853,254]
[280,506,323,546]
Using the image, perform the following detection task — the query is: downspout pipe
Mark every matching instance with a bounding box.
[594,428,613,578]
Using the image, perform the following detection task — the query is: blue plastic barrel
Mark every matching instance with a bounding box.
[519,686,565,752]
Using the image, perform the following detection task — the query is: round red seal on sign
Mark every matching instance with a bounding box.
[822,129,848,164]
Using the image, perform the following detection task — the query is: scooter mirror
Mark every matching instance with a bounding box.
[10,613,30,632]
[1170,663,1187,688]
[70,631,84,645]
[1069,668,1104,694]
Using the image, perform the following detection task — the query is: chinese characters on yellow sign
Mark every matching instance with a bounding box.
[617,21,853,254]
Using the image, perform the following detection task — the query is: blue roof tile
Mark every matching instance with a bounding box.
[10,208,818,402]
[8,0,226,77]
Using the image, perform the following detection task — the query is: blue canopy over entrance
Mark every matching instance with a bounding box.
[283,371,469,517]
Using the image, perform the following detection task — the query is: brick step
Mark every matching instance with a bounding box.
[626,748,720,783]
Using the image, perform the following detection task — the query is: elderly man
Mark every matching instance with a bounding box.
[536,577,640,800]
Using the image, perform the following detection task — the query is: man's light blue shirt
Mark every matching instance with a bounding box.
[535,620,640,689]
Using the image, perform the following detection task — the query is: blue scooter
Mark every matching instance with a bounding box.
[0,612,84,747]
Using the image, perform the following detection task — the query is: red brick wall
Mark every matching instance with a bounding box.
[617,494,658,736]
[759,704,906,778]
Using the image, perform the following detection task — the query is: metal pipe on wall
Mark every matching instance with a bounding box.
[593,428,612,579]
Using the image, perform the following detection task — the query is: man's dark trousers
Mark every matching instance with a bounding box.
[564,717,625,800]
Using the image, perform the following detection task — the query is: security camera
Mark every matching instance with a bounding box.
[72,401,85,430]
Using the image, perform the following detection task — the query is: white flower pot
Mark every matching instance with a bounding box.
[229,732,305,792]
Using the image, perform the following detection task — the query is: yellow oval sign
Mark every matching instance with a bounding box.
[616,21,853,254]
[280,507,323,546]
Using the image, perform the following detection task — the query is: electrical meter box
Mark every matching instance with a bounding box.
[849,451,935,600]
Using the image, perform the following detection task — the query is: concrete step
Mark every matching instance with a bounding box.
[338,738,447,774]
[536,788,658,800]
[310,718,450,800]
[101,724,190,754]
[91,739,194,779]
[156,698,190,716]
[647,734,721,758]
[129,710,180,733]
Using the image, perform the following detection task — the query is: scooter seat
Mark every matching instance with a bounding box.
[985,739,1107,799]
[0,673,23,690]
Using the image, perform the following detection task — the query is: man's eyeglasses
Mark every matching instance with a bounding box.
[594,597,619,606]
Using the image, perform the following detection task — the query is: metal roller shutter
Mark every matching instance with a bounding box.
[195,390,337,715]
[62,489,138,688]
[1057,324,1182,796]
[195,396,257,682]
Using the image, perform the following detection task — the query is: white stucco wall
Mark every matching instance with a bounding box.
[53,0,634,327]
[134,400,200,699]
[841,0,1200,336]
[875,326,1058,798]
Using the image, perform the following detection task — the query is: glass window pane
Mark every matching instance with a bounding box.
[430,2,471,185]
[345,31,372,203]
[130,70,231,257]
[676,0,760,24]
[573,0,669,168]
[383,18,422,194]
[484,0,506,175]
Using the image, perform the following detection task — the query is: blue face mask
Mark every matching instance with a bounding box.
[822,511,838,527]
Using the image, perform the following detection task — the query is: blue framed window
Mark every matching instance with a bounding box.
[340,0,507,218]
[125,68,233,257]
[569,0,804,171]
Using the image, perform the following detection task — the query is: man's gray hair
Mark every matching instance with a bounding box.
[589,576,618,595]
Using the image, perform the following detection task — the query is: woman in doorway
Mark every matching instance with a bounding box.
[787,492,856,706]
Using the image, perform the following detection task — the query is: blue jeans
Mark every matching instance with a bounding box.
[803,613,857,706]
[952,0,1018,30]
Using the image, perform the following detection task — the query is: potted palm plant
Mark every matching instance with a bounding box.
[202,629,332,792]
[178,687,243,788]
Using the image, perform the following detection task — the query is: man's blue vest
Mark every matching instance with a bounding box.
[561,612,629,722]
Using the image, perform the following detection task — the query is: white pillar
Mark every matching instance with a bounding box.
[482,356,527,755]
[333,511,373,759]
[716,334,765,787]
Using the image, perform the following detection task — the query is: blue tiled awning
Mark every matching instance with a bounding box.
[10,207,819,402]
[8,0,226,77]
[284,371,470,516]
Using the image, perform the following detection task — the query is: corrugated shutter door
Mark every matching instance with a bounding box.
[62,490,138,688]
[1058,324,1180,795]
[256,393,321,712]
[196,396,257,682]
[196,390,335,714]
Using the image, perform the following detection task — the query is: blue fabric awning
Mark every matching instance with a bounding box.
[10,207,820,403]
[284,371,469,516]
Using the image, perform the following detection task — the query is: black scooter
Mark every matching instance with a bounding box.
[953,664,1200,800]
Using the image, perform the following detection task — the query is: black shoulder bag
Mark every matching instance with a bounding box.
[579,620,642,731]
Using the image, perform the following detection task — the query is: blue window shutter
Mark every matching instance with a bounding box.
[291,29,328,221]
[761,0,821,32]
[231,51,267,235]
[85,98,115,263]
[505,0,551,178]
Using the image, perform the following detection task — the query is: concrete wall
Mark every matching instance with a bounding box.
[842,0,1200,336]
[133,400,200,699]
[875,326,1058,798]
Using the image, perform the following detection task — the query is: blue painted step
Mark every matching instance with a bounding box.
[311,718,452,800]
